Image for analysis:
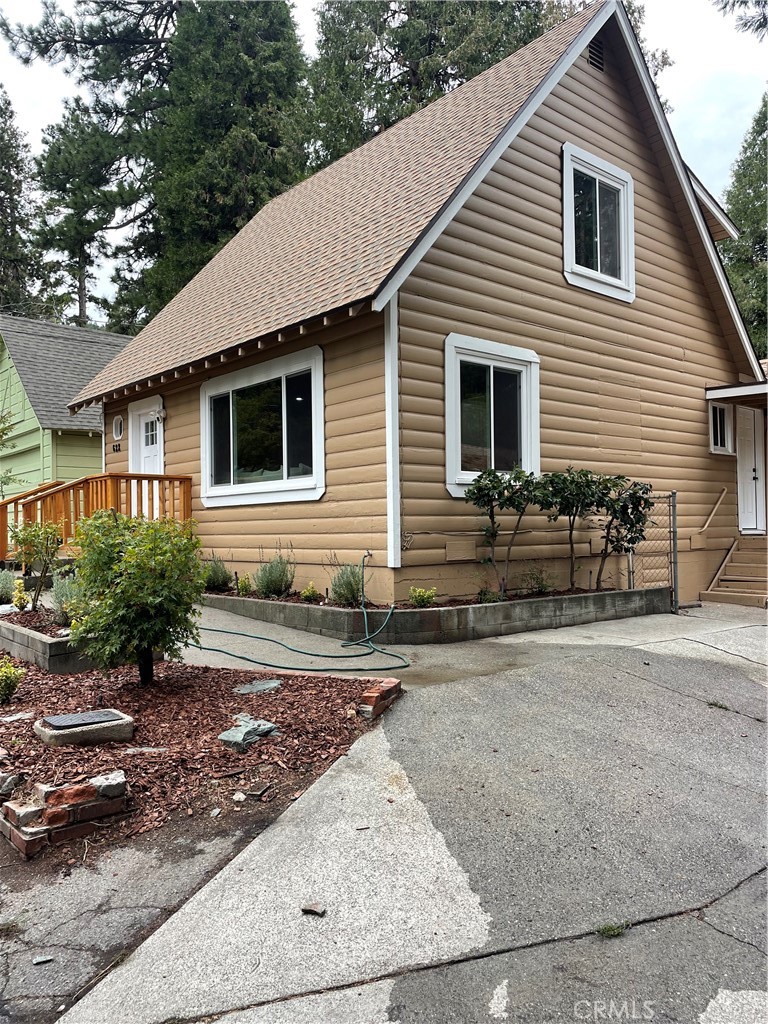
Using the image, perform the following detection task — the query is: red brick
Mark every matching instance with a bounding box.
[46,783,98,807]
[2,801,42,828]
[42,806,72,828]
[6,823,50,858]
[358,693,399,720]
[74,797,126,823]
[359,691,382,707]
[48,821,98,844]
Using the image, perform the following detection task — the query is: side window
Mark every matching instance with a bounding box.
[445,334,540,498]
[563,142,635,302]
[709,402,734,455]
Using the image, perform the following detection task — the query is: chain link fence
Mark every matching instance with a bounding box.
[629,491,679,611]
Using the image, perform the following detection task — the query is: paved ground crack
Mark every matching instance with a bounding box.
[695,914,767,957]
[122,865,766,1024]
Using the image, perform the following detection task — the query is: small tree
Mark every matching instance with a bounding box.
[8,520,62,611]
[465,467,544,593]
[542,467,602,591]
[70,511,206,685]
[592,477,654,591]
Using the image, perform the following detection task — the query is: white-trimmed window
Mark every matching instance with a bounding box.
[445,334,540,498]
[563,142,635,303]
[709,401,735,455]
[200,346,325,507]
[112,415,124,440]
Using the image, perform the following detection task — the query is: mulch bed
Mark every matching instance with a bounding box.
[0,609,66,638]
[206,586,597,609]
[0,659,376,845]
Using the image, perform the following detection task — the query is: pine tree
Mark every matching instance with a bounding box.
[0,84,37,317]
[719,95,767,359]
[712,0,768,40]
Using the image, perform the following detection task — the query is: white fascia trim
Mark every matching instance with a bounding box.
[199,346,325,508]
[562,142,636,303]
[127,394,164,474]
[444,334,541,498]
[705,382,768,400]
[372,1,618,313]
[384,296,402,568]
[688,169,739,241]
[611,3,763,382]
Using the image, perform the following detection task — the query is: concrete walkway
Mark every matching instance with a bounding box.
[60,603,766,1024]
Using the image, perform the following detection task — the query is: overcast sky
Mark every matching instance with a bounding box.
[0,0,764,201]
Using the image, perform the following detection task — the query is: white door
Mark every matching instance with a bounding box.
[128,398,164,518]
[736,406,766,533]
[138,412,161,474]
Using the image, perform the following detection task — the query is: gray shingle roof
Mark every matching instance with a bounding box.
[0,315,131,432]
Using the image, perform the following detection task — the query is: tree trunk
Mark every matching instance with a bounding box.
[568,518,576,590]
[77,245,87,326]
[137,646,154,685]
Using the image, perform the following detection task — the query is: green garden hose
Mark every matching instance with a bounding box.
[195,552,410,673]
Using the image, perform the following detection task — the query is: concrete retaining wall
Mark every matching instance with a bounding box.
[0,620,96,674]
[203,587,672,645]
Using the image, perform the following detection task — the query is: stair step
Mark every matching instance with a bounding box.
[700,590,768,608]
[720,579,768,592]
[730,552,768,567]
[736,536,768,550]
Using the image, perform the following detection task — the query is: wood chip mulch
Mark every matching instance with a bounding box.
[0,660,376,839]
[1,609,65,638]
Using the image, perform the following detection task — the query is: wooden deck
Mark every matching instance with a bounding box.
[0,473,193,562]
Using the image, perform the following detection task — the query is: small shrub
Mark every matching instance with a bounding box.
[12,578,28,612]
[300,580,322,603]
[0,569,15,603]
[477,586,505,604]
[330,563,363,607]
[203,554,233,592]
[520,565,552,594]
[51,570,80,626]
[409,586,437,608]
[254,552,296,599]
[0,655,25,704]
[236,573,253,597]
[8,520,62,611]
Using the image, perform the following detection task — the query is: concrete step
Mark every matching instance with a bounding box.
[720,578,768,592]
[700,590,768,609]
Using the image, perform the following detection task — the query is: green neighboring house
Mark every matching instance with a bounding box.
[0,315,130,498]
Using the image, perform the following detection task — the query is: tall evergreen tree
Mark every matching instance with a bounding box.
[0,84,37,316]
[712,0,768,40]
[719,95,767,359]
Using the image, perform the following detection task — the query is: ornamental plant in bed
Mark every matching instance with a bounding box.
[70,511,206,685]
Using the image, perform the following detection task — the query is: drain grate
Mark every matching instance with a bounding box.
[42,711,125,730]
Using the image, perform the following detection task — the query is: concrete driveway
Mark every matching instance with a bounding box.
[58,604,767,1024]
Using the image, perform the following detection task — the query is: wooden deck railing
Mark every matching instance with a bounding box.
[0,473,192,561]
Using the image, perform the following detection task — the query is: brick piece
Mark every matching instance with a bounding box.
[48,821,98,845]
[89,770,126,799]
[31,783,58,804]
[358,693,399,720]
[2,801,42,828]
[42,807,71,828]
[45,783,98,808]
[74,796,126,823]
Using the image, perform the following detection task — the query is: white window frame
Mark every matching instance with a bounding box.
[562,142,635,303]
[112,415,124,441]
[200,346,325,507]
[445,333,540,498]
[708,401,735,455]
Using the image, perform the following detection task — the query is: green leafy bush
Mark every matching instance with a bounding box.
[409,586,437,608]
[8,520,62,611]
[520,565,552,594]
[203,554,233,592]
[330,562,363,607]
[590,476,654,591]
[236,573,253,597]
[0,569,15,603]
[70,511,206,685]
[51,570,80,626]
[542,467,602,591]
[477,586,505,604]
[300,580,322,603]
[254,551,296,598]
[0,655,25,704]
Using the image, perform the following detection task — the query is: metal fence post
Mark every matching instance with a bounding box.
[670,491,679,613]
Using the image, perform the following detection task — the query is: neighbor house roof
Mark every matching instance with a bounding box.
[72,1,607,405]
[72,0,762,407]
[0,314,130,432]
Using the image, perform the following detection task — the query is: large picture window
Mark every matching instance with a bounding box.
[562,142,635,302]
[200,347,325,506]
[445,334,540,497]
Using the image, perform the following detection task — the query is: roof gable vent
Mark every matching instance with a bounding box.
[587,38,605,71]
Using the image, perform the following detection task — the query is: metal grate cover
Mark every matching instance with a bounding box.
[42,710,124,730]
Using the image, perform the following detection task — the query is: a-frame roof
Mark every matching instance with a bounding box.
[0,314,129,431]
[72,0,762,408]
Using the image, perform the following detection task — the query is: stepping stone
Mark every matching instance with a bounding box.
[233,679,281,695]
[33,709,134,747]
[218,714,279,754]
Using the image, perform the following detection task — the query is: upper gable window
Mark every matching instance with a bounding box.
[562,142,635,303]
[199,347,325,507]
